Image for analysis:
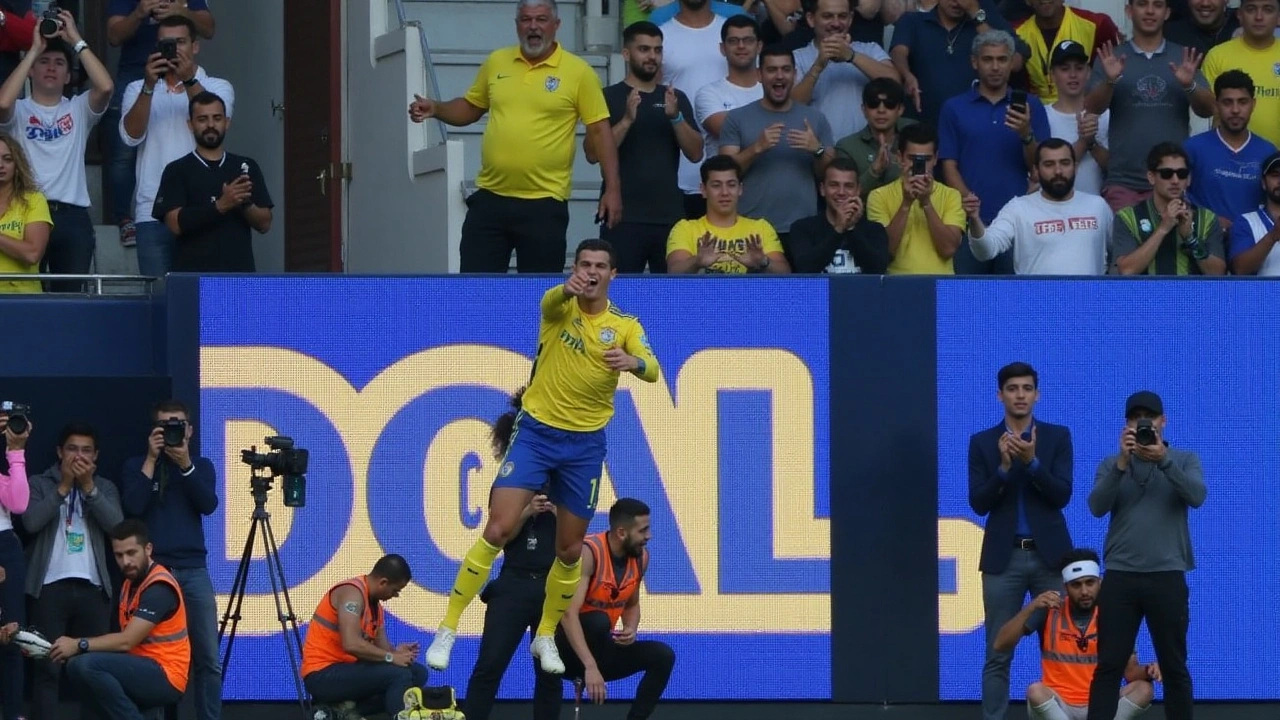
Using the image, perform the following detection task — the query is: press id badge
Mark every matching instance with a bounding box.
[66,530,86,554]
[65,492,86,554]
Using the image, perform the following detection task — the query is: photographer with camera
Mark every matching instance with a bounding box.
[0,403,30,720]
[22,423,123,720]
[119,14,232,279]
[120,400,222,720]
[1086,391,1205,720]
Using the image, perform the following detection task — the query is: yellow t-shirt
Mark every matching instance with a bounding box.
[464,44,609,201]
[867,178,963,275]
[520,286,661,433]
[0,191,51,294]
[665,216,783,274]
[1203,39,1280,147]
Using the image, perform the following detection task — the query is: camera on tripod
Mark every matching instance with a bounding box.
[241,436,310,508]
[0,401,31,435]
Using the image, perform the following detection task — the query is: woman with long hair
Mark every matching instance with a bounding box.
[0,131,51,293]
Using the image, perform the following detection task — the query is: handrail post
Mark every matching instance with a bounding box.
[394,0,450,145]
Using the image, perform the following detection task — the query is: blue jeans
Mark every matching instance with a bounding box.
[66,652,181,720]
[0,530,26,720]
[104,68,144,225]
[981,547,1060,720]
[135,222,174,279]
[304,661,429,717]
[42,203,97,292]
[169,567,222,720]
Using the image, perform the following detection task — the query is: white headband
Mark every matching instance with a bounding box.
[1062,560,1101,583]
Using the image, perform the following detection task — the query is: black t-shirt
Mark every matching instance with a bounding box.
[602,81,698,226]
[130,581,180,625]
[152,151,273,273]
[501,510,557,573]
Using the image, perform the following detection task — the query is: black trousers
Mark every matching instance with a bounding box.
[600,222,670,274]
[531,611,675,720]
[0,530,26,720]
[459,190,570,273]
[1087,570,1192,720]
[29,579,112,720]
[681,194,705,220]
[464,572,561,720]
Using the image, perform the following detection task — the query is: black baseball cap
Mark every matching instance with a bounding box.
[1263,151,1280,176]
[1125,391,1164,418]
[1050,40,1090,67]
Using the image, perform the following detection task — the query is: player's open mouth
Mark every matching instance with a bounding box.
[589,278,599,286]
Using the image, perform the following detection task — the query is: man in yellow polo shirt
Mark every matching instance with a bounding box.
[409,0,622,272]
[867,123,964,274]
[1202,0,1280,147]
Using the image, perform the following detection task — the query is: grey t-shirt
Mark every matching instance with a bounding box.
[1087,40,1207,191]
[720,101,834,233]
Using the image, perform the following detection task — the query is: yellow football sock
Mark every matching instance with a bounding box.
[536,557,582,636]
[441,538,501,630]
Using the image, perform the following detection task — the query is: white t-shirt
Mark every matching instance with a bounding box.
[44,490,102,587]
[694,78,762,158]
[3,93,104,207]
[971,191,1113,275]
[792,41,893,141]
[1045,105,1111,196]
[120,68,235,224]
[659,15,729,194]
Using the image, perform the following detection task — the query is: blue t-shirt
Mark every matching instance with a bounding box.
[938,86,1051,224]
[1228,206,1274,260]
[108,0,210,76]
[1184,129,1275,223]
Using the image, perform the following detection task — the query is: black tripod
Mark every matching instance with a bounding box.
[218,472,310,718]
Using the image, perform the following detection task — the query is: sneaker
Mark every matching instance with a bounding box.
[426,626,456,671]
[312,702,359,720]
[397,687,425,720]
[531,634,565,674]
[119,218,137,247]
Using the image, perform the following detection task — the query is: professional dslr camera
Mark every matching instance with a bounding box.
[241,436,310,507]
[1134,418,1158,446]
[157,418,187,447]
[0,401,31,435]
[38,3,63,38]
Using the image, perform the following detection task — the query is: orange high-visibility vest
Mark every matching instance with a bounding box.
[1040,601,1099,705]
[301,576,381,678]
[119,563,190,693]
[581,532,647,627]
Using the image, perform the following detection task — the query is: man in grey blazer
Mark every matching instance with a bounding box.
[22,422,123,720]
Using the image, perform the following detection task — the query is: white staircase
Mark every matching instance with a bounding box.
[398,0,620,268]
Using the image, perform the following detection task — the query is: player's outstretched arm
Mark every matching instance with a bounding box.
[623,324,660,382]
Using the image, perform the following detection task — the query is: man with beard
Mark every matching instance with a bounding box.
[1164,0,1239,56]
[968,139,1111,274]
[1112,142,1226,275]
[785,157,891,272]
[1184,70,1276,229]
[694,16,763,162]
[151,90,272,272]
[993,549,1160,720]
[791,0,899,142]
[1202,0,1280,147]
[51,520,191,719]
[1227,151,1280,275]
[1012,0,1119,104]
[586,21,703,274]
[719,45,834,245]
[531,499,675,720]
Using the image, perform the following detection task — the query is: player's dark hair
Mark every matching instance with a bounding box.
[897,122,937,154]
[371,553,412,583]
[575,238,616,268]
[720,14,759,41]
[609,498,651,529]
[863,77,905,107]
[1146,141,1188,172]
[700,153,743,182]
[111,519,151,547]
[623,21,662,45]
[758,44,794,68]
[1058,548,1101,572]
[1214,69,1255,98]
[151,399,190,421]
[188,90,227,119]
[158,14,199,39]
[58,422,98,450]
[1035,137,1075,164]
[490,386,527,459]
[997,361,1038,389]
[824,156,860,179]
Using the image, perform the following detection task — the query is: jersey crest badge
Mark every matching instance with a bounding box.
[545,76,561,92]
[500,461,515,477]
[599,328,616,344]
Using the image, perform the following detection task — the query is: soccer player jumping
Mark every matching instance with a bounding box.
[426,239,661,675]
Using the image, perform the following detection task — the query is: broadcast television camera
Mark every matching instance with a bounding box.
[241,436,309,508]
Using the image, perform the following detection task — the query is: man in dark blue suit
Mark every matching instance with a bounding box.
[968,361,1074,720]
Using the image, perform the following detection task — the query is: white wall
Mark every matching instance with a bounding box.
[195,1,286,273]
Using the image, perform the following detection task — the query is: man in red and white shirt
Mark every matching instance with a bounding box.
[966,138,1112,275]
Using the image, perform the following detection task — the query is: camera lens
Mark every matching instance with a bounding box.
[7,414,28,435]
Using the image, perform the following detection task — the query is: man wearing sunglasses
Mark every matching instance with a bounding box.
[994,549,1160,720]
[833,77,917,199]
[1111,142,1226,275]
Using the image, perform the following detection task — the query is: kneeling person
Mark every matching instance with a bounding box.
[533,499,675,720]
[301,555,429,718]
[994,549,1159,720]
[49,520,189,720]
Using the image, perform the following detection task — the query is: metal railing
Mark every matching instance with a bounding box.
[394,0,450,145]
[0,274,157,295]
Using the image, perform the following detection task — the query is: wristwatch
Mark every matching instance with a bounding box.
[813,145,826,157]
[77,639,90,653]
[182,77,200,88]
[384,652,394,663]
[973,9,987,22]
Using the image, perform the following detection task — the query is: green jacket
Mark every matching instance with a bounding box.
[1111,199,1224,275]
[834,118,918,199]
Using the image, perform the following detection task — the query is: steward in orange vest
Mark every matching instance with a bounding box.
[532,498,675,720]
[301,554,429,719]
[994,549,1161,720]
[54,520,191,719]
